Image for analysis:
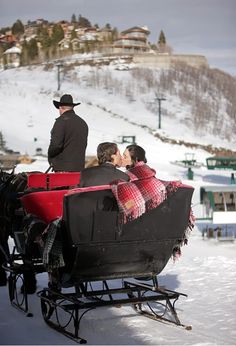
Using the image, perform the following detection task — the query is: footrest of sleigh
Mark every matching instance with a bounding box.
[37,279,191,344]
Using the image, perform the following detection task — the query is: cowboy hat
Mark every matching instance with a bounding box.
[53,94,81,109]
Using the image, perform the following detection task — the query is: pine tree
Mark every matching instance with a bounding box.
[12,19,24,36]
[111,27,118,42]
[51,24,64,45]
[20,40,29,65]
[157,30,172,54]
[71,28,77,39]
[158,30,166,45]
[37,25,51,49]
[0,131,6,151]
[78,15,92,27]
[71,14,77,23]
[28,38,39,60]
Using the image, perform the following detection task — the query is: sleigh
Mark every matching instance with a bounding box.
[2,172,194,343]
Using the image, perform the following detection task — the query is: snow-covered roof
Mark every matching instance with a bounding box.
[4,46,21,54]
[201,185,236,192]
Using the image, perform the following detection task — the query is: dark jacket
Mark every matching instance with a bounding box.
[48,110,88,172]
[79,163,130,187]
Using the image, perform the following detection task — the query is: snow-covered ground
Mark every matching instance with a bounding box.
[0,63,236,345]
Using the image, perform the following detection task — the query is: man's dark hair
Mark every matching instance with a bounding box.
[97,142,118,165]
[126,144,147,168]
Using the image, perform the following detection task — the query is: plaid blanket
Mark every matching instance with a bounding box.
[42,218,65,271]
[111,162,167,223]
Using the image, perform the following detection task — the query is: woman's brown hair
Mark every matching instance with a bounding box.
[126,144,147,168]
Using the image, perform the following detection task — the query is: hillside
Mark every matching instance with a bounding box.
[0,57,235,160]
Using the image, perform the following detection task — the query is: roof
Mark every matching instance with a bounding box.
[207,156,236,160]
[121,26,150,35]
[4,46,21,54]
[200,185,236,193]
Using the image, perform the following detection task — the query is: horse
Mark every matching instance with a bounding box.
[0,169,37,289]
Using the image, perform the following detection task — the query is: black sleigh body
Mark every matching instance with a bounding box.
[63,186,193,283]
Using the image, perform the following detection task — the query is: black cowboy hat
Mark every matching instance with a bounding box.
[53,94,81,109]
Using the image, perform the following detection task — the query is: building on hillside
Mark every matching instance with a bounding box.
[80,27,99,41]
[98,27,113,42]
[58,20,72,37]
[71,38,80,51]
[58,37,71,50]
[58,37,80,51]
[112,26,150,54]
[0,33,17,45]
[3,46,21,68]
[24,23,39,37]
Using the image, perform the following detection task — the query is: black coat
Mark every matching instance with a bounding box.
[79,163,130,187]
[48,110,88,172]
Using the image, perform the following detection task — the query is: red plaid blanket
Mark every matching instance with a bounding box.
[111,162,171,223]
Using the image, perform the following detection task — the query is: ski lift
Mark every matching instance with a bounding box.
[171,152,202,168]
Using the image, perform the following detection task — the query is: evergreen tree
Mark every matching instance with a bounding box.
[78,14,91,27]
[158,30,166,45]
[71,14,77,23]
[37,25,51,49]
[12,19,24,36]
[51,24,64,45]
[28,38,38,60]
[111,27,118,42]
[71,28,77,40]
[20,40,29,65]
[157,30,172,54]
[0,131,6,150]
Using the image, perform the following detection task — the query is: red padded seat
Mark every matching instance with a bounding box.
[27,172,81,190]
[21,190,68,223]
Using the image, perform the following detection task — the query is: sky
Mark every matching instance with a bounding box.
[0,0,236,75]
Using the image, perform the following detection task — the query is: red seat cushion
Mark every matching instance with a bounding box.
[27,172,81,189]
[21,190,68,223]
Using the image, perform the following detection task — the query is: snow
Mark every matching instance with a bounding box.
[3,47,21,54]
[0,63,236,345]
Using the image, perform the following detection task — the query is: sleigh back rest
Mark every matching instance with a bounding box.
[63,185,194,281]
[21,189,69,223]
[27,172,81,190]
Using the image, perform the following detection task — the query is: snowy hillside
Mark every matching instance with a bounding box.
[0,60,235,159]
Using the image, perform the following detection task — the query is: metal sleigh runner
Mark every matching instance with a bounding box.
[1,171,194,343]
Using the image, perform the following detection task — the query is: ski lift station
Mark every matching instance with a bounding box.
[198,185,236,241]
[206,156,236,170]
